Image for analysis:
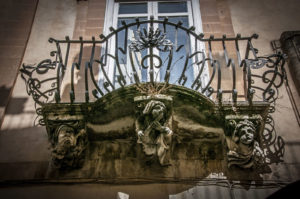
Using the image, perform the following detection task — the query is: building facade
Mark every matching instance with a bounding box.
[0,0,300,198]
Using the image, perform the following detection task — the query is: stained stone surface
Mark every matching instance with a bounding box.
[40,84,270,182]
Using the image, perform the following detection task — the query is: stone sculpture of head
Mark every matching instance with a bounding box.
[143,100,166,119]
[232,120,256,145]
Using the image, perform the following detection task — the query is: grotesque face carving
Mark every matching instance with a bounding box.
[57,126,76,147]
[227,119,265,168]
[143,100,166,120]
[136,99,173,166]
[233,120,256,146]
[151,104,164,118]
[52,125,87,168]
[239,126,255,145]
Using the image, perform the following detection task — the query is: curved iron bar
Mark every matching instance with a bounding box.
[49,38,64,68]
[89,60,104,98]
[178,52,189,86]
[216,60,222,103]
[201,58,216,97]
[95,54,115,91]
[228,59,237,103]
[242,59,255,103]
[191,51,206,90]
[64,36,71,69]
[85,62,90,102]
[222,35,231,67]
[113,28,126,87]
[164,48,173,83]
[70,63,79,103]
[129,49,141,84]
[55,63,63,103]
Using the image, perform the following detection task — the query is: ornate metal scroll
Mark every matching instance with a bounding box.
[245,52,287,103]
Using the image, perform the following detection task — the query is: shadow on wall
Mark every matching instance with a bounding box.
[0,85,31,115]
[0,85,29,128]
[0,86,11,107]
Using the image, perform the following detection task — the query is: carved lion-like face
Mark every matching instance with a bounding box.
[239,126,255,145]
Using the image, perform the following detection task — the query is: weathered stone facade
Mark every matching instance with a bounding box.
[39,84,271,182]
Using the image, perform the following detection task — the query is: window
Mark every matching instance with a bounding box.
[101,0,206,89]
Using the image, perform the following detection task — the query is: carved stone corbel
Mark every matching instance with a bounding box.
[51,124,88,168]
[134,95,173,166]
[225,115,265,169]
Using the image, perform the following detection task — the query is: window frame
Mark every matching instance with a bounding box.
[102,0,208,87]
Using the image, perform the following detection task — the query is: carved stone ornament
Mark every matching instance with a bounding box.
[135,95,173,166]
[226,119,265,169]
[52,125,88,168]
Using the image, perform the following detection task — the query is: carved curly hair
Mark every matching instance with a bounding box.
[232,120,256,142]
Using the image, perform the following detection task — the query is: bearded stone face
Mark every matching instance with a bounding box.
[239,126,255,145]
[57,127,76,146]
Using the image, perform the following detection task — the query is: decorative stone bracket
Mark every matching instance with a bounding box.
[134,95,173,166]
[49,122,88,169]
[34,84,275,183]
[225,115,265,169]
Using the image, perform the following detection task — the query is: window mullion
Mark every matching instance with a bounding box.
[151,1,160,82]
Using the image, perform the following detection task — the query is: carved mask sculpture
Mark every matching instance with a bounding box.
[136,100,173,166]
[52,125,87,168]
[227,120,265,169]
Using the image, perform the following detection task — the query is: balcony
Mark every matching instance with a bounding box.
[20,18,286,179]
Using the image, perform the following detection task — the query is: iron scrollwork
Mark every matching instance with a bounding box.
[246,52,287,103]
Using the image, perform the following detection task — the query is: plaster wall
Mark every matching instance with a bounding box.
[0,0,76,177]
[0,0,38,126]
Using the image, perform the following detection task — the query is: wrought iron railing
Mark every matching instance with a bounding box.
[20,17,286,107]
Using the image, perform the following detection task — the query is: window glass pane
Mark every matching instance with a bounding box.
[158,2,187,13]
[158,16,194,87]
[117,18,148,83]
[119,3,147,14]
